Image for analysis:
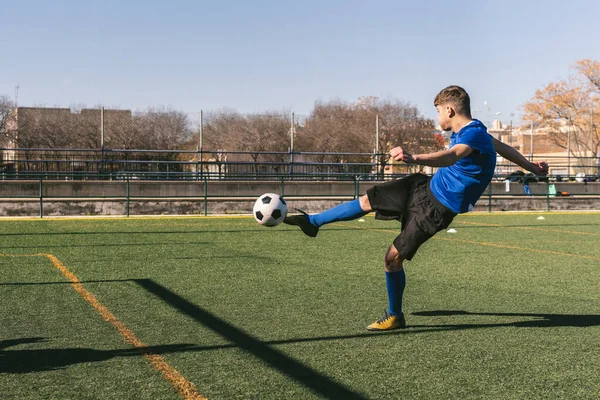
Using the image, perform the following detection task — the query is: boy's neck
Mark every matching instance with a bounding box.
[450,115,474,133]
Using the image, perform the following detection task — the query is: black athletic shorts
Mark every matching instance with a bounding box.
[366,173,457,260]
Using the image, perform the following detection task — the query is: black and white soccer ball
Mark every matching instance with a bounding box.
[253,193,288,226]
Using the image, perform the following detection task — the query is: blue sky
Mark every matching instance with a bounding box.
[1,0,599,126]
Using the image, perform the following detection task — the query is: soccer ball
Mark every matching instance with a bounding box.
[253,193,288,226]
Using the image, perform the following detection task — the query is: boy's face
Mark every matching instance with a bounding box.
[436,104,453,131]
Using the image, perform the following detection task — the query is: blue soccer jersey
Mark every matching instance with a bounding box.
[430,120,496,213]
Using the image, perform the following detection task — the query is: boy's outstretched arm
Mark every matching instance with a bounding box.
[491,137,549,176]
[390,144,473,167]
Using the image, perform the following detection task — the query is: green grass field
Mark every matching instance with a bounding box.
[1,213,599,399]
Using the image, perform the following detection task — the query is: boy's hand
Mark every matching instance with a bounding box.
[530,161,549,176]
[390,147,415,163]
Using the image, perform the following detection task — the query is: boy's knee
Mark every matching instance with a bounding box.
[359,195,372,212]
[384,245,404,272]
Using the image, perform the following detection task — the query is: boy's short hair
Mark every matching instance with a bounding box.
[434,85,471,117]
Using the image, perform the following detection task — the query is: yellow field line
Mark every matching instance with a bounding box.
[460,211,600,216]
[454,220,600,237]
[335,225,600,262]
[1,253,206,400]
[431,237,600,261]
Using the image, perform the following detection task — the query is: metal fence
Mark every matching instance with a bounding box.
[1,148,599,181]
[0,174,598,218]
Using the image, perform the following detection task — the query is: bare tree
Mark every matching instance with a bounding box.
[16,107,75,148]
[194,109,291,172]
[297,97,438,174]
[0,95,16,145]
[70,106,101,149]
[79,108,135,150]
[241,112,291,173]
[296,98,368,168]
[132,107,191,150]
[201,108,244,152]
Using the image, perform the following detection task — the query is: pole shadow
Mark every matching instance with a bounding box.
[135,279,367,400]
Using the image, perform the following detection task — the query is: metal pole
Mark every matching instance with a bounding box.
[199,110,204,178]
[488,180,492,212]
[39,177,43,218]
[530,121,534,161]
[100,107,105,177]
[290,112,295,178]
[199,110,203,152]
[101,107,105,149]
[375,114,379,155]
[203,177,208,216]
[509,117,513,151]
[126,177,130,217]
[290,112,295,152]
[372,148,377,178]
[376,114,379,178]
[567,120,571,177]
[590,107,594,174]
[546,180,550,212]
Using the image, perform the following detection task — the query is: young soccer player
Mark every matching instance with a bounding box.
[284,85,549,331]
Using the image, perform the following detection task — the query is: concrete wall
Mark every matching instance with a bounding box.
[0,180,599,217]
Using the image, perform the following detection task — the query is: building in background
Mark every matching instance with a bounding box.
[488,119,596,176]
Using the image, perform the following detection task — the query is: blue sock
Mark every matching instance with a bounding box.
[385,269,406,316]
[308,199,367,228]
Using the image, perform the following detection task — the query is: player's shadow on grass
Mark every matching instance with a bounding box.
[135,278,368,400]
[177,310,600,353]
[0,337,197,374]
[411,310,600,328]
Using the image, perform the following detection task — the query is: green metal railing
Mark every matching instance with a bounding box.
[1,173,597,218]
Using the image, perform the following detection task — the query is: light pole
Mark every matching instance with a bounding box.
[590,101,594,158]
[484,101,491,127]
[507,113,513,148]
[566,117,571,177]
[530,120,534,162]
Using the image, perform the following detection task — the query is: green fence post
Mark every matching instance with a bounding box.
[280,177,285,198]
[197,147,200,181]
[488,180,492,212]
[203,177,208,216]
[39,177,43,218]
[354,176,360,199]
[546,180,550,212]
[126,177,130,217]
